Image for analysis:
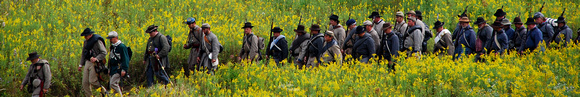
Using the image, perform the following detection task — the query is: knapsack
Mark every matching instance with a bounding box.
[127,47,133,60]
[248,34,265,60]
[166,35,173,52]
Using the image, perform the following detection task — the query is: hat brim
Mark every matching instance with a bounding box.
[272,29,283,32]
[294,30,305,33]
[106,36,116,39]
[242,26,254,29]
[555,20,566,23]
[474,21,486,25]
[26,55,40,61]
[525,22,536,25]
[310,28,321,31]
[494,12,506,17]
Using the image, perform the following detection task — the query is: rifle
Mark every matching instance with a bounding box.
[550,8,566,43]
[267,18,274,57]
[539,2,545,12]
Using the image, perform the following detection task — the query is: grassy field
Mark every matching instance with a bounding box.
[1,0,579,96]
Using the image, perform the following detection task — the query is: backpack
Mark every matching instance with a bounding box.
[166,35,173,52]
[248,34,265,60]
[127,47,133,60]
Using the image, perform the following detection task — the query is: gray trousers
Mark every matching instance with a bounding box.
[82,61,101,97]
[110,74,123,97]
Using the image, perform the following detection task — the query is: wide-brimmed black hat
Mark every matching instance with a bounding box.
[80,28,95,36]
[491,21,503,28]
[145,25,158,33]
[555,16,566,23]
[329,14,340,22]
[26,52,40,61]
[415,10,423,17]
[473,17,486,25]
[271,27,283,32]
[432,20,445,29]
[355,26,365,34]
[525,17,536,25]
[494,9,506,17]
[242,22,254,29]
[310,24,321,31]
[294,25,306,33]
[368,12,381,18]
[513,17,523,24]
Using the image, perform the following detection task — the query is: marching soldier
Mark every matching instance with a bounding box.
[321,31,342,65]
[513,17,528,52]
[488,21,509,55]
[363,20,380,52]
[198,23,222,74]
[183,17,203,73]
[453,17,476,60]
[238,22,260,62]
[433,20,454,55]
[302,24,324,68]
[369,12,386,37]
[353,26,375,63]
[106,31,129,96]
[268,27,288,65]
[474,17,493,54]
[79,28,108,96]
[553,11,573,47]
[519,17,544,53]
[501,19,516,51]
[290,25,310,68]
[404,17,424,58]
[394,11,408,51]
[533,12,554,46]
[342,19,358,55]
[328,14,346,47]
[379,23,399,71]
[20,52,51,97]
[143,25,170,87]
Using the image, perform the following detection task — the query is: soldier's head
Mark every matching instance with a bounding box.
[107,31,119,43]
[363,20,373,31]
[501,19,512,29]
[346,19,357,28]
[26,52,40,64]
[81,28,95,40]
[356,26,365,37]
[242,22,254,34]
[324,31,334,42]
[294,25,306,36]
[433,21,444,32]
[310,24,321,35]
[271,27,283,37]
[369,12,381,23]
[382,23,393,34]
[407,17,417,27]
[533,12,546,24]
[329,14,339,26]
[395,11,405,23]
[406,11,416,19]
[146,25,159,37]
[494,8,506,20]
[459,17,470,28]
[525,17,537,30]
[184,17,196,29]
[492,21,503,31]
[556,16,566,28]
[513,17,523,28]
[202,23,211,34]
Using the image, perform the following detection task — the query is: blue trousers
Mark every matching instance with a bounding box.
[145,61,170,87]
[453,47,473,60]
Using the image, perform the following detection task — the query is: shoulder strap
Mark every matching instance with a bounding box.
[494,34,501,49]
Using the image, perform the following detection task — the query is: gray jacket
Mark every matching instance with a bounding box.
[368,29,381,50]
[330,24,346,47]
[554,25,573,47]
[21,59,51,95]
[373,20,386,37]
[538,22,555,46]
[238,33,259,61]
[80,35,107,66]
[353,33,375,62]
[198,31,221,67]
[404,25,424,52]
[184,25,203,65]
[144,33,171,68]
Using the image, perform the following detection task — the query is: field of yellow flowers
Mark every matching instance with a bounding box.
[1,0,579,96]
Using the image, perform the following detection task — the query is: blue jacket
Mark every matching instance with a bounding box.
[269,36,288,61]
[353,33,376,59]
[488,30,509,55]
[380,32,399,61]
[521,27,543,52]
[454,26,476,50]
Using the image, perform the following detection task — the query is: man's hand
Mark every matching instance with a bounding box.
[121,71,126,76]
[142,61,146,65]
[212,59,216,63]
[197,57,200,63]
[90,57,98,63]
[237,57,242,61]
[19,85,23,90]
[155,55,160,59]
[183,44,188,48]
[43,89,48,93]
[78,66,82,71]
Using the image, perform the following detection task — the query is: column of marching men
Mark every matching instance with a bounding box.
[18,5,580,97]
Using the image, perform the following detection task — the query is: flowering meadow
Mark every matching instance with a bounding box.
[1,0,579,96]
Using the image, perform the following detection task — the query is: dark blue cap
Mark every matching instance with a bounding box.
[183,17,196,24]
[346,19,356,26]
